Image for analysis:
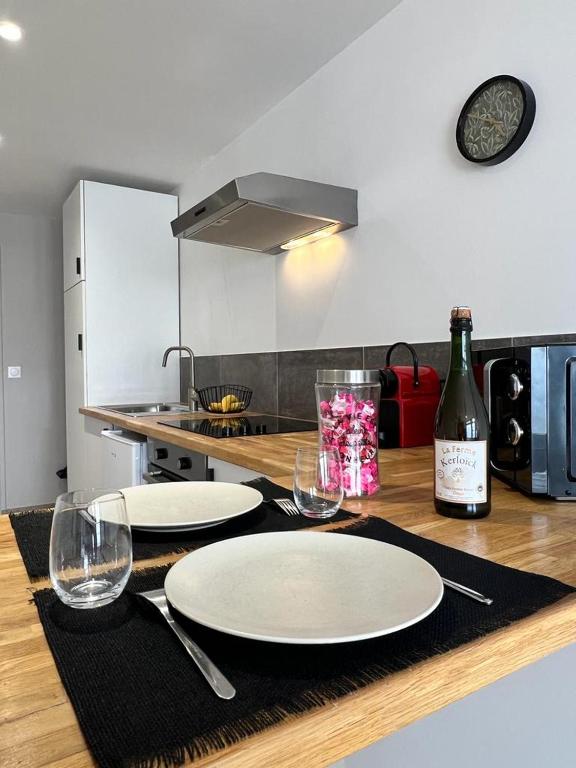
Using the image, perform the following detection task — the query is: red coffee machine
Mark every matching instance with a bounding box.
[378,342,441,448]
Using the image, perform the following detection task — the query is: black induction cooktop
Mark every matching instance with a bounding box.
[158,414,318,439]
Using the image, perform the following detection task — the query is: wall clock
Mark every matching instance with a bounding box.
[456,75,536,165]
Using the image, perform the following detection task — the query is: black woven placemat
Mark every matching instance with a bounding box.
[9,478,355,579]
[33,516,574,768]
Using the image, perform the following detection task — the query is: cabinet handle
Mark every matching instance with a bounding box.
[76,257,81,275]
[77,333,83,352]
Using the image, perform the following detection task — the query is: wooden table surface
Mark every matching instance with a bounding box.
[1,444,575,768]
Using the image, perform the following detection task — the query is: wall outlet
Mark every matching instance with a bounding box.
[7,366,21,379]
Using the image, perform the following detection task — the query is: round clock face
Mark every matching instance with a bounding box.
[456,76,536,165]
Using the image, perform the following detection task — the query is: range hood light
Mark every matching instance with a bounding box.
[280,224,340,251]
[0,21,23,42]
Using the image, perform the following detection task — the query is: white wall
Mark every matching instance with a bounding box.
[0,212,66,507]
[331,643,576,768]
[179,0,576,355]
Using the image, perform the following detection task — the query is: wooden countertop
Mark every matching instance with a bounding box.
[1,445,575,768]
[80,406,319,477]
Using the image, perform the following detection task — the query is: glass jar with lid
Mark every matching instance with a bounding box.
[316,369,381,498]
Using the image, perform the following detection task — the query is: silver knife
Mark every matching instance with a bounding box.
[442,577,493,605]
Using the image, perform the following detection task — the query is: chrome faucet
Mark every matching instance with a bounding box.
[162,346,199,411]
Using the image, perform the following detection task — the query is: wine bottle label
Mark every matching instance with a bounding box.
[434,439,487,504]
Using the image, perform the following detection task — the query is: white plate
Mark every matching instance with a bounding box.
[132,520,225,534]
[119,482,263,532]
[164,532,444,644]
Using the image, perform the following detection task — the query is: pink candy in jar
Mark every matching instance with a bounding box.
[316,371,381,498]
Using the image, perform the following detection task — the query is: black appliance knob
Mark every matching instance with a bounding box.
[255,424,267,435]
[221,426,233,437]
[238,425,247,436]
[177,457,192,470]
[154,448,168,460]
[507,373,524,400]
[506,418,524,447]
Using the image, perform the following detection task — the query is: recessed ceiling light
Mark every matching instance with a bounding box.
[0,21,23,42]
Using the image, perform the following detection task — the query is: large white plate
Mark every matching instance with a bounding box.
[164,532,444,644]
[119,482,263,531]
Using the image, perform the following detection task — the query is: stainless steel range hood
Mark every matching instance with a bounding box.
[171,172,357,254]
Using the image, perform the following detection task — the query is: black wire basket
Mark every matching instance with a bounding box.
[197,384,253,413]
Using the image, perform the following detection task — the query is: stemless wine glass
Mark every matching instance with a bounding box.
[293,446,344,519]
[49,490,132,609]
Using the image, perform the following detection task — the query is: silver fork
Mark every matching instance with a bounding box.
[269,497,300,516]
[137,588,236,699]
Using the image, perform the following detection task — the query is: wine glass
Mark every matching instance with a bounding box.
[293,447,344,519]
[49,490,132,609]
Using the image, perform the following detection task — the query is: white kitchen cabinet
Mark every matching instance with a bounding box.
[63,281,87,488]
[63,181,180,489]
[63,181,84,290]
[63,281,115,489]
[207,457,265,483]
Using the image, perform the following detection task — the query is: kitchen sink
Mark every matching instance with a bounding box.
[99,403,195,417]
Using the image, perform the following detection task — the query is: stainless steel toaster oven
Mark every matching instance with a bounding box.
[483,344,576,499]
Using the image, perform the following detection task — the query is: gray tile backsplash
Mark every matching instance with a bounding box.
[511,333,576,346]
[220,352,278,414]
[194,355,221,390]
[191,333,572,418]
[364,342,450,379]
[278,347,363,420]
[184,352,278,413]
[472,337,513,350]
[364,337,513,380]
[180,355,220,402]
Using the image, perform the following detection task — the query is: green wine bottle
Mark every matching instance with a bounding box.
[434,306,491,519]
